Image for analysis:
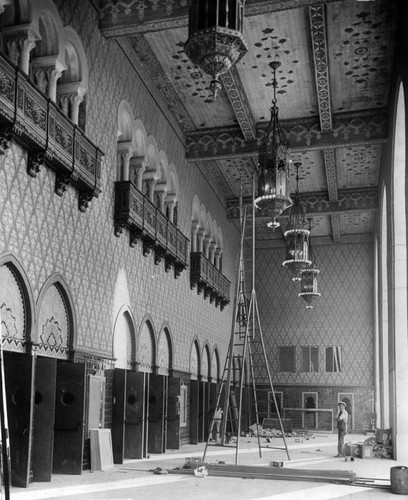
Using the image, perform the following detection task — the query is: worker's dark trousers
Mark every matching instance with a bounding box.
[338,429,346,456]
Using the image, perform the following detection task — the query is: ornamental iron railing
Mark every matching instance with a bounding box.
[0,53,103,212]
[115,181,189,278]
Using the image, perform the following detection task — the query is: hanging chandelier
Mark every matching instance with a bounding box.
[299,219,321,309]
[282,162,311,281]
[254,60,292,230]
[184,0,248,100]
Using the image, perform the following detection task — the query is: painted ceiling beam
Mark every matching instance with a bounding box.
[186,110,388,161]
[221,67,257,141]
[98,0,341,37]
[226,187,379,220]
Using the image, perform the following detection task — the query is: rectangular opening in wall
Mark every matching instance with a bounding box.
[180,383,187,427]
[267,391,283,417]
[326,346,342,372]
[302,346,319,372]
[88,375,106,434]
[279,346,296,372]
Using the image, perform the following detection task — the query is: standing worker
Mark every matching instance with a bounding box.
[335,401,348,457]
[213,408,223,444]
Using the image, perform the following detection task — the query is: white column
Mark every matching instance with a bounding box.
[197,229,205,253]
[191,223,199,252]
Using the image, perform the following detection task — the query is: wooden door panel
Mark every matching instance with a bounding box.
[53,362,85,475]
[190,380,199,444]
[111,369,126,464]
[167,377,180,450]
[148,374,164,454]
[4,352,34,488]
[33,356,57,482]
[124,371,145,459]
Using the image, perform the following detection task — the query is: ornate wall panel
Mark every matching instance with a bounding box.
[190,341,199,380]
[254,242,374,387]
[157,328,171,376]
[0,0,239,373]
[37,283,70,358]
[113,310,135,369]
[137,321,155,373]
[0,263,26,352]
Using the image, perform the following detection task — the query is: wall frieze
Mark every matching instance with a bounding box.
[309,4,332,133]
[226,187,379,220]
[99,0,341,37]
[186,112,388,161]
[220,67,256,141]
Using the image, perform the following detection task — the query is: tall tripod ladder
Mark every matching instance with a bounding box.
[202,178,290,464]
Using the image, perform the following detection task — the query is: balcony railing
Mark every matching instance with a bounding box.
[190,252,230,309]
[115,181,189,278]
[0,53,103,212]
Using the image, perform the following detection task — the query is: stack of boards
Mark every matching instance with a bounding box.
[89,428,114,471]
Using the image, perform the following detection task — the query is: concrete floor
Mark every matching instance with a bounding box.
[9,433,408,500]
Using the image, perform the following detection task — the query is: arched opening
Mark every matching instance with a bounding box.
[391,81,408,461]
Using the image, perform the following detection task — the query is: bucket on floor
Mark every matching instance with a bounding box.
[391,466,408,494]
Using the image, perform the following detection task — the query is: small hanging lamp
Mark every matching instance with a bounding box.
[299,219,321,309]
[254,60,292,230]
[184,0,248,100]
[282,162,311,281]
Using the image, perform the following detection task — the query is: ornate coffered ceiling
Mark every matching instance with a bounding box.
[99,0,398,244]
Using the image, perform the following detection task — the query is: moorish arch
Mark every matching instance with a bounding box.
[0,253,35,353]
[157,325,173,376]
[137,316,156,373]
[36,273,76,359]
[190,338,200,380]
[211,347,220,381]
[201,343,211,382]
[112,305,136,370]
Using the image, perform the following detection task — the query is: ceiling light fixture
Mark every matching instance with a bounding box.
[254,60,292,230]
[282,162,311,281]
[184,0,248,100]
[298,218,321,309]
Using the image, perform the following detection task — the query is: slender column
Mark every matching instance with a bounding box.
[197,229,205,253]
[4,32,38,72]
[117,141,133,181]
[129,156,146,189]
[209,241,216,264]
[191,222,199,252]
[214,248,221,269]
[147,179,157,202]
[158,190,167,212]
[203,235,212,259]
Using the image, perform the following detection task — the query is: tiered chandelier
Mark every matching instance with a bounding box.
[254,61,292,230]
[184,0,248,100]
[298,219,321,309]
[282,162,311,281]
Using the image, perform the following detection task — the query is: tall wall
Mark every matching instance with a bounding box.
[0,0,239,373]
[254,241,375,430]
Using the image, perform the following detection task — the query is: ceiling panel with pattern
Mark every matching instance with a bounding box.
[99,0,398,245]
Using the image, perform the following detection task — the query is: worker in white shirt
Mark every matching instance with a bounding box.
[335,401,348,457]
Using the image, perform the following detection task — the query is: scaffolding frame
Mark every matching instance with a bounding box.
[203,176,290,464]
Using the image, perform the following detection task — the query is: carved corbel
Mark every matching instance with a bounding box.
[165,258,173,273]
[55,173,70,196]
[154,247,166,265]
[27,151,45,177]
[143,239,154,257]
[0,130,12,155]
[114,223,125,237]
[78,191,93,212]
[129,230,139,248]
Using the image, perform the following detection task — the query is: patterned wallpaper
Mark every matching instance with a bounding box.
[0,0,240,374]
[254,242,375,387]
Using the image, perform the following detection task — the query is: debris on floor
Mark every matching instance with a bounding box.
[194,466,208,478]
[153,467,168,475]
